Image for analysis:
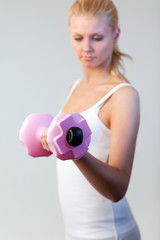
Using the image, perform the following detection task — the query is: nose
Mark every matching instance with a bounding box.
[83,38,92,53]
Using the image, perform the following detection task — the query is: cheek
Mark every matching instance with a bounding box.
[98,42,113,58]
[71,41,80,56]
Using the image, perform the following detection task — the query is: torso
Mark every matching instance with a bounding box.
[58,78,139,239]
[62,78,128,129]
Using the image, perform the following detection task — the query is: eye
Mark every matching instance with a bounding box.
[74,36,83,41]
[92,35,104,41]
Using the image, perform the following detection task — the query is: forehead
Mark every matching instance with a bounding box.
[69,14,111,34]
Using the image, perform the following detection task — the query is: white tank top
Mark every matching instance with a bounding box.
[57,80,138,240]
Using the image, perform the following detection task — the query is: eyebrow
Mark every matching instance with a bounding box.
[71,32,104,36]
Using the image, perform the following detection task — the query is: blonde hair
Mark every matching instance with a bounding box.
[68,0,132,76]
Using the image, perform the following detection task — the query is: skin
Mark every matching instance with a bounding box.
[41,14,140,202]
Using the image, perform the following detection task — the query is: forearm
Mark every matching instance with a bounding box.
[73,152,129,202]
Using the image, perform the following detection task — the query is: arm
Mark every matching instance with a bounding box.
[73,87,140,202]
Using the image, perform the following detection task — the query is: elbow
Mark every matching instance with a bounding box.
[112,193,125,203]
[111,175,130,202]
[102,187,127,203]
[111,185,128,203]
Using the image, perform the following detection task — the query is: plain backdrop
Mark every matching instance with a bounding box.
[0,0,160,239]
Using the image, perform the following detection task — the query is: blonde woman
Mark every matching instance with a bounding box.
[41,0,141,239]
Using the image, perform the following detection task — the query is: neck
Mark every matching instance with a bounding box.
[82,66,113,86]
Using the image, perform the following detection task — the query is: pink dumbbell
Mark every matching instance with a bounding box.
[19,112,92,160]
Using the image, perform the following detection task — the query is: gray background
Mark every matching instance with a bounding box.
[0,0,160,239]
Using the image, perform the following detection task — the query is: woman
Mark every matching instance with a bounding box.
[41,0,141,239]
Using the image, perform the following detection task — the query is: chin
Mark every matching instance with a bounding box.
[81,59,108,69]
[81,61,99,68]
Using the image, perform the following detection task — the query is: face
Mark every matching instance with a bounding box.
[69,14,120,69]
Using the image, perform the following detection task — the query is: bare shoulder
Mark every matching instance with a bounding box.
[111,85,140,110]
[110,85,140,150]
[68,82,74,93]
[67,79,81,94]
[109,85,140,128]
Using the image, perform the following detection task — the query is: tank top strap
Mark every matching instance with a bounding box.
[64,79,81,104]
[94,83,134,109]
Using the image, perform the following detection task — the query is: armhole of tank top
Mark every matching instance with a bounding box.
[92,83,138,133]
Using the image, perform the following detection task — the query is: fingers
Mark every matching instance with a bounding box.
[41,128,52,152]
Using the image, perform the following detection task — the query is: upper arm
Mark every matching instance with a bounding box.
[108,87,140,179]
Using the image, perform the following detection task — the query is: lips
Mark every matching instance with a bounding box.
[82,56,95,61]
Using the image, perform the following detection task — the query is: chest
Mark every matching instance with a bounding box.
[62,87,112,129]
[63,89,101,112]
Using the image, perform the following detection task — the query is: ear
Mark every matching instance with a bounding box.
[113,27,120,43]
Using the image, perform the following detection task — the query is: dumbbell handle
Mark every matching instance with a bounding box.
[66,127,83,146]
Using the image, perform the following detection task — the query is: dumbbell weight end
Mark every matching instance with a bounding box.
[19,113,53,158]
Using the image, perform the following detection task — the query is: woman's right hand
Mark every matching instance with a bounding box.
[40,128,52,152]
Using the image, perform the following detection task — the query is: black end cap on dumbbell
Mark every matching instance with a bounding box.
[66,127,83,146]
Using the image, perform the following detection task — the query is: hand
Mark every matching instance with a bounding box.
[40,128,52,152]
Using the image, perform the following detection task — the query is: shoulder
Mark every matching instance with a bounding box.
[67,79,81,94]
[68,82,74,93]
[110,85,140,124]
[112,85,140,109]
